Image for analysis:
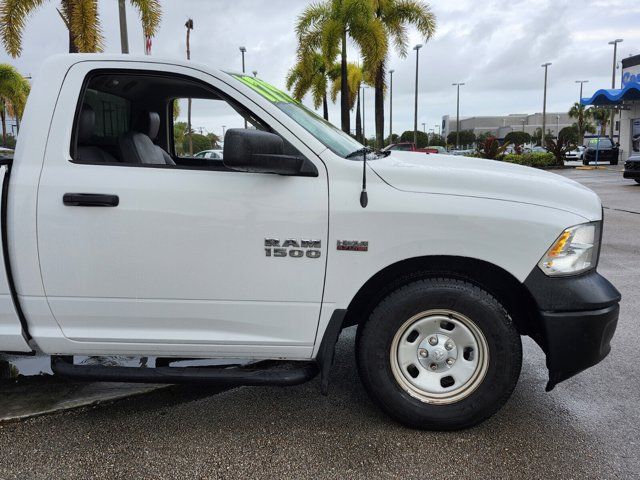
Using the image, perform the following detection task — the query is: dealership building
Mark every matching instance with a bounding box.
[442,112,573,140]
[582,53,640,162]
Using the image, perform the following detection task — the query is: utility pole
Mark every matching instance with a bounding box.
[185,19,194,155]
[541,62,552,146]
[240,46,247,128]
[388,69,394,145]
[575,80,589,104]
[118,0,129,54]
[413,44,423,146]
[608,39,623,139]
[452,82,465,149]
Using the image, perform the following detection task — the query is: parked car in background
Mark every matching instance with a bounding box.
[584,138,619,165]
[194,149,223,160]
[531,146,548,153]
[623,153,640,184]
[0,147,14,161]
[565,146,585,161]
[383,142,443,154]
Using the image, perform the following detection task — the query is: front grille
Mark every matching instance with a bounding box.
[625,161,640,170]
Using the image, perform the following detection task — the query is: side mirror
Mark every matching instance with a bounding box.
[223,129,317,177]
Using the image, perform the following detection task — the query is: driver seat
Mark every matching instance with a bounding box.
[119,111,175,166]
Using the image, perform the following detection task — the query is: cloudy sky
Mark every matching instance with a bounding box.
[1,0,639,139]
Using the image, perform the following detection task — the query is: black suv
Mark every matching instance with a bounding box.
[623,154,640,184]
[583,137,619,165]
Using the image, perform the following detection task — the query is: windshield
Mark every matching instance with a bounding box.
[588,138,613,148]
[230,74,364,158]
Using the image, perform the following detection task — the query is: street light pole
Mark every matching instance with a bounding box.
[239,46,246,73]
[608,39,623,139]
[422,122,426,133]
[362,87,366,143]
[452,82,465,149]
[118,0,129,54]
[239,46,247,128]
[556,114,560,139]
[575,80,589,104]
[388,69,394,145]
[541,62,552,146]
[413,44,423,146]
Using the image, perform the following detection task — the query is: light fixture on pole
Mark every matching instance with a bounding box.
[452,82,465,149]
[413,44,423,146]
[608,39,623,139]
[541,62,552,145]
[388,69,394,145]
[556,114,560,139]
[252,70,258,78]
[575,80,589,104]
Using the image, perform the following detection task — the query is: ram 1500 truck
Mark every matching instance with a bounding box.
[0,55,620,430]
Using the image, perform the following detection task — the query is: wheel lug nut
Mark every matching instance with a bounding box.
[418,349,428,358]
[429,363,437,371]
[446,358,454,366]
[445,342,453,351]
[428,336,438,346]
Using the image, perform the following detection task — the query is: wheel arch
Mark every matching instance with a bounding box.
[342,255,543,342]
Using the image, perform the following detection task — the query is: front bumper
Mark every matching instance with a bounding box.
[623,158,640,179]
[524,267,621,391]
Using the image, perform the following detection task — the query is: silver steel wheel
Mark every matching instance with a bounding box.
[390,309,489,405]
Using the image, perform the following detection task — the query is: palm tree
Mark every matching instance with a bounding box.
[296,0,386,134]
[588,108,611,138]
[0,0,161,57]
[568,102,594,144]
[329,62,370,141]
[370,0,436,148]
[286,51,337,121]
[0,63,29,145]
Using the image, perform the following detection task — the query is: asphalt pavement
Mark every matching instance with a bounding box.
[0,167,637,479]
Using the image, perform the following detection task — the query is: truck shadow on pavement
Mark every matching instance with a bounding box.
[0,328,620,479]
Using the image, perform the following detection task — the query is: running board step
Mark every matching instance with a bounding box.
[51,356,318,387]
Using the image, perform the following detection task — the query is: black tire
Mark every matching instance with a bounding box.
[583,158,589,166]
[356,278,522,430]
[611,160,618,165]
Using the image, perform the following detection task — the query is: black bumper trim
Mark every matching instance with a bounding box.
[524,267,620,390]
[541,304,618,391]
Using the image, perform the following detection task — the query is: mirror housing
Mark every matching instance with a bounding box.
[223,129,317,177]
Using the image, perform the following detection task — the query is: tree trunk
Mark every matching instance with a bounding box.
[355,89,362,142]
[340,30,350,134]
[322,92,329,121]
[63,0,78,53]
[0,107,6,147]
[374,64,384,150]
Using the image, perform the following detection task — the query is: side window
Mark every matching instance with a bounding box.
[172,98,251,160]
[71,69,306,170]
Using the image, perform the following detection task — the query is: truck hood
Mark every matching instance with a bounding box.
[369,152,601,221]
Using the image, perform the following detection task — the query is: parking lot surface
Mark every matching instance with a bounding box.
[0,167,637,479]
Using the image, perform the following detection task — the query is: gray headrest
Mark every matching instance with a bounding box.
[136,111,160,140]
[78,105,96,144]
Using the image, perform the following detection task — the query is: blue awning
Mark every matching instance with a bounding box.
[581,82,640,106]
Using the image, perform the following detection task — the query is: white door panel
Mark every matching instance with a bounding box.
[36,63,329,352]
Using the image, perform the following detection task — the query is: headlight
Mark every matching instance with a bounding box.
[538,222,601,276]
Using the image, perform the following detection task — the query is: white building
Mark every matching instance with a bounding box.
[582,53,640,162]
[442,112,574,140]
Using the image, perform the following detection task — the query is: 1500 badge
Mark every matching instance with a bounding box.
[265,238,322,258]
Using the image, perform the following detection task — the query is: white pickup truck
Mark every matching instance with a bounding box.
[0,55,620,430]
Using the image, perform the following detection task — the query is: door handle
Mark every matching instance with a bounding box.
[63,193,119,207]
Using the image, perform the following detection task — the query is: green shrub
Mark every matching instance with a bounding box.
[502,152,556,168]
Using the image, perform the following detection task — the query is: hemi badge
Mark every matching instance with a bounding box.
[337,240,369,252]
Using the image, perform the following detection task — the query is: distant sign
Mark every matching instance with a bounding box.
[622,64,640,88]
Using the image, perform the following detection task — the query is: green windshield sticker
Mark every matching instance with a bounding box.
[233,75,299,104]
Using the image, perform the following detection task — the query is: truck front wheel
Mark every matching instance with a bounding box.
[356,278,522,430]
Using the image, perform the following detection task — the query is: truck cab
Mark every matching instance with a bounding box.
[0,55,620,430]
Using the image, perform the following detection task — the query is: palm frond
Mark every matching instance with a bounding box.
[0,63,30,117]
[0,0,48,57]
[70,0,104,52]
[128,0,162,37]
